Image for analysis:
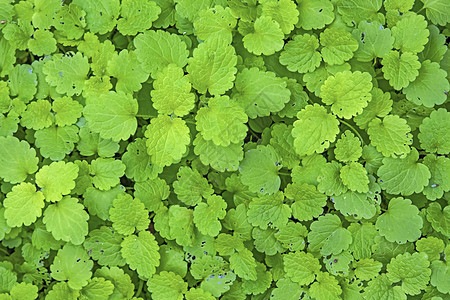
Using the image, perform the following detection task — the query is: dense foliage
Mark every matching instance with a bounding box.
[0,0,449,299]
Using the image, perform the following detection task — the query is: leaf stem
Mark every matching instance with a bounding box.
[135,280,144,298]
[416,6,425,14]
[184,119,196,125]
[0,247,9,256]
[249,129,259,141]
[339,119,365,145]
[278,171,291,176]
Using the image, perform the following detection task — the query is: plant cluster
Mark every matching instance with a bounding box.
[0,0,449,299]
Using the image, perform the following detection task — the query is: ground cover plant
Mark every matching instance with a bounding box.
[0,0,449,298]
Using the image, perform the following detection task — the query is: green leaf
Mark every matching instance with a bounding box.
[387,252,431,295]
[34,125,79,161]
[72,0,120,34]
[83,186,123,221]
[419,108,450,155]
[340,162,369,193]
[363,273,406,300]
[122,138,161,182]
[333,190,377,219]
[223,204,253,241]
[320,28,359,65]
[337,0,382,24]
[247,192,290,229]
[297,0,334,30]
[307,272,342,300]
[147,271,187,300]
[27,29,57,56]
[367,115,412,157]
[317,161,348,196]
[3,182,44,227]
[348,222,378,260]
[94,267,134,299]
[145,115,190,168]
[334,131,362,162]
[377,148,431,195]
[117,0,161,35]
[0,37,16,78]
[185,288,215,300]
[269,123,301,169]
[76,126,120,158]
[421,0,450,26]
[109,194,149,236]
[353,87,393,129]
[193,5,237,43]
[430,260,450,294]
[83,226,126,267]
[83,91,138,142]
[261,0,298,34]
[36,161,79,202]
[90,158,126,191]
[43,196,89,245]
[426,203,450,238]
[252,227,284,255]
[151,64,195,117]
[292,104,340,156]
[279,34,322,73]
[416,236,445,261]
[79,277,114,300]
[353,258,382,281]
[392,13,429,53]
[283,251,320,285]
[106,50,149,94]
[0,136,38,184]
[239,145,281,195]
[20,100,53,130]
[3,21,33,51]
[157,243,187,277]
[193,195,227,236]
[8,64,37,102]
[134,177,170,212]
[320,70,372,119]
[422,154,450,200]
[52,97,83,127]
[271,278,304,300]
[50,243,93,290]
[353,21,394,62]
[168,205,196,247]
[195,96,247,146]
[241,262,272,295]
[233,67,291,118]
[187,35,237,95]
[375,197,423,243]
[134,30,189,78]
[9,283,38,300]
[53,4,86,40]
[308,214,352,256]
[77,33,115,77]
[229,248,257,280]
[43,52,90,96]
[382,50,421,90]
[275,221,308,252]
[286,183,327,221]
[193,134,243,172]
[242,16,284,55]
[173,166,214,206]
[121,231,160,279]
